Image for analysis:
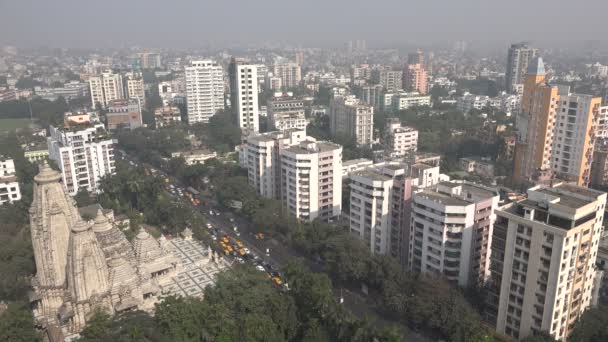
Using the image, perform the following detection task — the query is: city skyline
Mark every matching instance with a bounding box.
[2,0,608,48]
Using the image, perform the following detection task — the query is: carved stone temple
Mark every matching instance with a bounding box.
[28,163,225,340]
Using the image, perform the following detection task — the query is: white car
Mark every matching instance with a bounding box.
[255,265,265,272]
[206,223,212,229]
[211,235,217,241]
[209,210,214,215]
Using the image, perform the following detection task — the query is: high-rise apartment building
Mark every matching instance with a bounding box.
[138,52,162,69]
[280,139,342,222]
[154,106,182,128]
[89,70,124,109]
[47,124,115,195]
[487,184,606,341]
[410,182,499,287]
[267,92,307,131]
[185,60,225,124]
[354,84,383,110]
[329,95,374,146]
[229,58,259,133]
[373,69,403,93]
[407,50,425,65]
[349,161,441,265]
[273,62,302,89]
[125,72,145,106]
[551,91,601,186]
[404,63,428,95]
[385,118,418,158]
[513,58,560,184]
[0,158,21,205]
[506,43,539,94]
[243,129,307,199]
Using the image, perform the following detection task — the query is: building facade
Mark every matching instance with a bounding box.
[229,58,260,133]
[385,118,418,158]
[154,106,182,128]
[404,63,428,95]
[410,182,499,287]
[185,60,225,124]
[125,72,145,106]
[273,62,302,88]
[243,129,307,199]
[513,57,560,184]
[280,139,342,222]
[47,124,115,195]
[106,99,143,131]
[0,158,21,205]
[89,70,124,109]
[329,95,374,146]
[506,43,539,94]
[487,184,606,341]
[267,92,307,131]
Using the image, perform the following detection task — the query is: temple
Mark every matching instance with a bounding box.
[28,163,225,340]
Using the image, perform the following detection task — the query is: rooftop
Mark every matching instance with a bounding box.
[417,189,471,206]
[535,188,592,210]
[343,158,372,167]
[352,170,392,182]
[284,140,341,155]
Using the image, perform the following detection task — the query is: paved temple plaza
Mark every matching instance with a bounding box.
[27,163,228,340]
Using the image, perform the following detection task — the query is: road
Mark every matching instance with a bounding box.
[121,152,429,341]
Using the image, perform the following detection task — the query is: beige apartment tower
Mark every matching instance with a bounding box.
[487,184,606,341]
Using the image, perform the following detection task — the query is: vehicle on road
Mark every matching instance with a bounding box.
[254,233,265,240]
[272,277,283,286]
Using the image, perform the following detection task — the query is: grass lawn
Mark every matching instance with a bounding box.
[0,118,32,134]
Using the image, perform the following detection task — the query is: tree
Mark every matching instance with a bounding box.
[569,304,608,342]
[520,331,556,342]
[73,188,96,208]
[0,302,41,342]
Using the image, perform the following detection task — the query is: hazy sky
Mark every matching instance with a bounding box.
[1,0,607,48]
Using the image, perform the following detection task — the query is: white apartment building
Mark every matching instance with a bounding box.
[125,72,145,106]
[385,118,418,157]
[355,84,384,111]
[349,162,442,265]
[382,92,431,112]
[267,92,307,131]
[488,184,606,341]
[89,70,124,109]
[243,129,307,199]
[185,60,225,124]
[410,182,499,287]
[330,95,374,146]
[595,106,608,140]
[373,69,402,93]
[280,139,342,222]
[273,62,302,88]
[229,59,259,133]
[457,94,491,113]
[47,124,115,195]
[551,91,601,186]
[0,158,21,205]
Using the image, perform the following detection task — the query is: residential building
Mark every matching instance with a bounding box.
[89,70,124,109]
[385,118,418,157]
[506,42,539,94]
[596,106,608,140]
[329,95,374,146]
[267,92,307,131]
[154,106,182,128]
[185,60,225,124]
[0,158,21,205]
[171,150,217,165]
[354,84,383,110]
[513,57,560,184]
[229,58,259,133]
[125,72,145,106]
[266,74,282,90]
[273,62,301,88]
[23,144,50,163]
[373,69,402,92]
[47,123,115,195]
[404,63,428,94]
[487,184,606,341]
[342,158,373,179]
[351,64,373,82]
[382,91,431,112]
[350,161,442,267]
[106,99,143,131]
[457,93,491,113]
[410,182,499,287]
[280,139,342,222]
[138,52,162,69]
[243,129,307,199]
[551,91,601,186]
